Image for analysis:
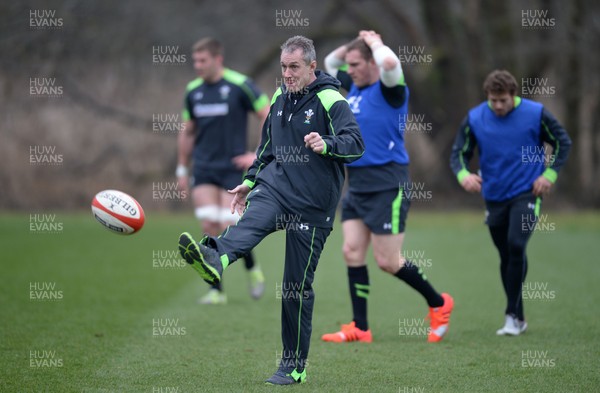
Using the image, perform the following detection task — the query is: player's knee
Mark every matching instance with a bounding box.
[374,252,398,274]
[507,240,527,261]
[342,242,364,265]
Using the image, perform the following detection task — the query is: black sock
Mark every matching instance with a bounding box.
[506,257,527,320]
[348,266,369,331]
[395,260,443,308]
[243,251,255,270]
[211,282,222,291]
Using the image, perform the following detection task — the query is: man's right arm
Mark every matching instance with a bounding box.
[242,101,277,189]
[318,93,365,164]
[450,116,482,193]
[539,108,572,183]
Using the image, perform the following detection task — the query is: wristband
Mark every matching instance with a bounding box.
[176,165,188,177]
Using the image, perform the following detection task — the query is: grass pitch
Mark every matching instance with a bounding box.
[2,210,599,392]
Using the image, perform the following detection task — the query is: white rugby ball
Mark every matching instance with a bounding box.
[91,190,145,235]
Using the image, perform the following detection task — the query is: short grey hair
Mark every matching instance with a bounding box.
[280,35,316,65]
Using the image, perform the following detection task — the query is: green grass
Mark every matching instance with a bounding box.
[2,211,600,392]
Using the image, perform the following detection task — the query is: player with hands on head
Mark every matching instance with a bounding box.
[321,30,454,345]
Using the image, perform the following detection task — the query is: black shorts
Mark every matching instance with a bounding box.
[192,168,244,190]
[341,187,411,234]
[485,192,541,228]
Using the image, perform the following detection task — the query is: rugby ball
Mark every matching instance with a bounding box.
[91,190,145,235]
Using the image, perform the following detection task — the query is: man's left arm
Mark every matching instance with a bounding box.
[532,108,573,195]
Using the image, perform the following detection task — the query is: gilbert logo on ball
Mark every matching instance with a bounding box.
[91,190,145,234]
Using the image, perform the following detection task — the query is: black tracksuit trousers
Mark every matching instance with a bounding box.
[214,184,331,372]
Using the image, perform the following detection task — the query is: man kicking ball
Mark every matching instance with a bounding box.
[178,35,364,384]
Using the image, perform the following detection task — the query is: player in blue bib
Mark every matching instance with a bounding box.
[450,70,571,335]
[321,31,454,344]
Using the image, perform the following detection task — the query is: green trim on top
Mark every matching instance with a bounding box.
[317,92,338,148]
[251,111,273,179]
[534,197,542,218]
[391,186,403,234]
[222,68,247,85]
[322,104,364,159]
[398,72,405,86]
[541,120,559,167]
[457,168,471,184]
[542,167,558,183]
[316,89,347,113]
[339,64,349,72]
[271,87,283,105]
[486,96,521,110]
[242,179,255,189]
[253,94,269,112]
[233,79,256,102]
[514,96,522,107]
[183,78,203,121]
[296,227,316,369]
[458,125,472,176]
[253,162,266,180]
[315,89,364,160]
[323,109,337,137]
[220,254,229,270]
[186,78,203,92]
[222,68,268,112]
[219,226,230,239]
[255,114,273,170]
